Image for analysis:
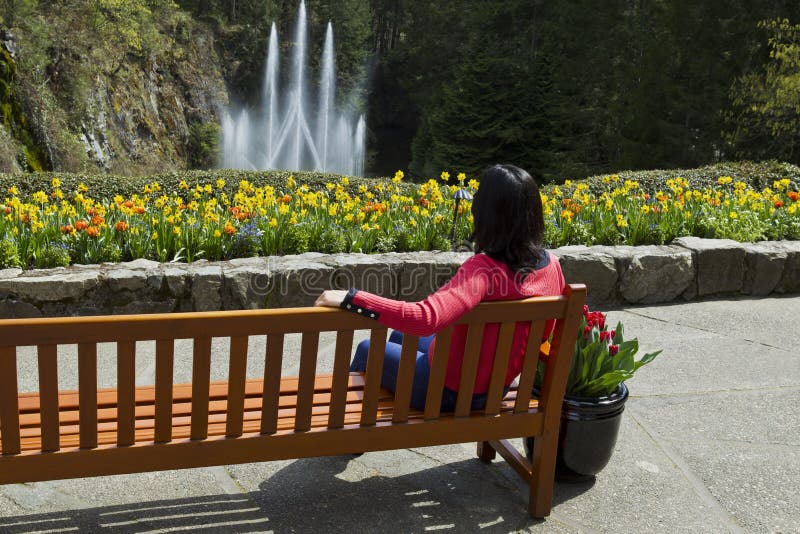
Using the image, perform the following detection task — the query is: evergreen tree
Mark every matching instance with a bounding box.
[410,28,553,178]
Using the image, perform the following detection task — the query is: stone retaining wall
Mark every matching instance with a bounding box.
[1,238,798,318]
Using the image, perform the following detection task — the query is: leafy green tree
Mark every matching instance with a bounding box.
[727,18,800,162]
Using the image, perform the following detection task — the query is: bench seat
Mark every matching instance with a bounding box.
[6,376,534,452]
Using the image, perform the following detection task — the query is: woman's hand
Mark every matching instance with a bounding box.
[314,290,349,308]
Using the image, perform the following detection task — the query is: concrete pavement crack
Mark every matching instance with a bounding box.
[621,309,794,353]
[632,384,800,398]
[628,411,745,534]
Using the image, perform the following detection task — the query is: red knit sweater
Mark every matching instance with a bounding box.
[351,252,565,393]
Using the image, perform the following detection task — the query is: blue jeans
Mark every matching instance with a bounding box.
[349,331,493,412]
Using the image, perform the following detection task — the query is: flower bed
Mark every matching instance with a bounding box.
[0,169,798,269]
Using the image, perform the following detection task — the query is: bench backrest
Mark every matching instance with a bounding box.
[0,284,585,456]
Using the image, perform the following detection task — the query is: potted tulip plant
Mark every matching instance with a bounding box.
[524,305,661,480]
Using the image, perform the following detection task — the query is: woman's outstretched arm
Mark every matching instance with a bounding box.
[315,254,494,337]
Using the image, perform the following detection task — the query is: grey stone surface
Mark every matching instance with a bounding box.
[774,240,800,293]
[320,252,405,298]
[0,270,100,302]
[264,255,335,308]
[0,298,41,318]
[619,245,695,303]
[189,263,223,311]
[0,243,798,317]
[742,241,787,296]
[104,267,149,293]
[552,246,618,305]
[0,268,22,279]
[222,259,271,309]
[629,389,800,448]
[394,251,470,301]
[667,440,799,533]
[162,265,190,296]
[674,236,746,296]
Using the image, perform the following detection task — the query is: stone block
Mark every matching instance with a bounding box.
[113,299,176,315]
[673,237,746,296]
[395,251,470,302]
[0,270,100,302]
[0,268,21,279]
[742,242,787,296]
[189,264,223,311]
[552,246,618,305]
[619,246,695,304]
[105,268,149,293]
[320,253,404,298]
[163,266,190,297]
[774,240,800,293]
[0,298,42,318]
[264,256,335,308]
[222,259,271,310]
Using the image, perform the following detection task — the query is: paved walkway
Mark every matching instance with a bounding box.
[0,296,798,533]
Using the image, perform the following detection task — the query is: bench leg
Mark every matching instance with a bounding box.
[528,432,557,518]
[476,440,496,462]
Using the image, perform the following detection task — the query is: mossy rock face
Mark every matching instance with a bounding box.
[0,46,50,172]
[3,8,229,175]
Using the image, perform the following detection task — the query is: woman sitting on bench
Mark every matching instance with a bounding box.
[315,164,565,411]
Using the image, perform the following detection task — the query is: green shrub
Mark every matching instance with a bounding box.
[34,243,71,268]
[0,169,417,201]
[0,238,21,268]
[549,160,800,195]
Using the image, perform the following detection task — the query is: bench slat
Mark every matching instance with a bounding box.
[154,339,174,443]
[16,393,530,452]
[261,334,284,434]
[16,374,367,414]
[360,328,388,426]
[17,385,384,433]
[328,330,355,429]
[226,336,249,437]
[424,327,452,421]
[295,333,320,432]
[455,324,484,417]
[37,344,60,452]
[514,321,546,413]
[191,337,212,440]
[392,334,419,423]
[0,346,20,455]
[117,341,136,446]
[484,322,517,416]
[78,343,98,449]
[0,298,567,348]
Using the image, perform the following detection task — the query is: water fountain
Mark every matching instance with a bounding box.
[221,1,366,176]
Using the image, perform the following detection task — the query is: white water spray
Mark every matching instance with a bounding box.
[221,1,366,176]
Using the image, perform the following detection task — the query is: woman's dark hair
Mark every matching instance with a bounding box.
[470,164,545,274]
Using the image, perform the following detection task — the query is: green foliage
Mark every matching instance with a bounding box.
[33,242,70,268]
[187,121,220,169]
[0,48,50,171]
[0,168,416,200]
[0,0,38,27]
[0,237,21,268]
[552,160,800,195]
[727,18,800,162]
[538,308,661,398]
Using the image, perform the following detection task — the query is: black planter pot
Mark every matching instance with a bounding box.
[524,382,629,481]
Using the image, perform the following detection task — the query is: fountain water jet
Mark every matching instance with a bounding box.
[221,1,366,176]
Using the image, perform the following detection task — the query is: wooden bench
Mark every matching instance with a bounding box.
[0,284,585,518]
